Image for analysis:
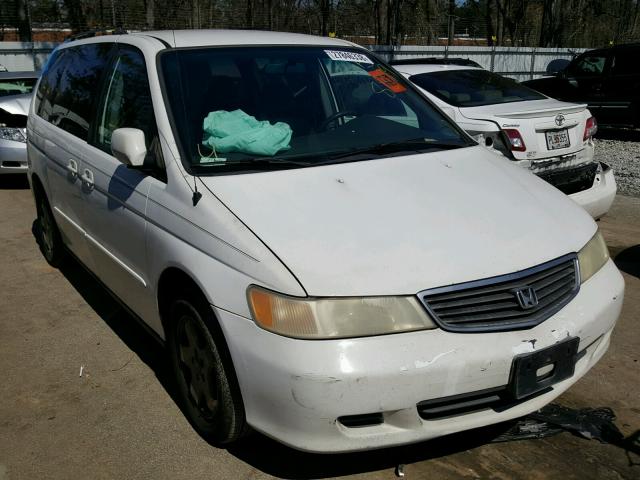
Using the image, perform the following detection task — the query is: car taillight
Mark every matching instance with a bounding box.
[584,116,598,141]
[503,129,526,152]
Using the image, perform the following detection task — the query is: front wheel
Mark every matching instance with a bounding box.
[167,293,248,445]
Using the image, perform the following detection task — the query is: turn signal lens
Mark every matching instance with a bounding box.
[584,116,598,141]
[503,128,526,152]
[247,287,436,339]
[578,230,609,284]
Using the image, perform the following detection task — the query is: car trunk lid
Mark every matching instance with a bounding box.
[460,99,590,161]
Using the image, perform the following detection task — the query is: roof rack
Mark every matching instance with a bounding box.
[65,28,127,42]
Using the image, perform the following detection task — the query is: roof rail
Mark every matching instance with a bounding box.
[65,28,127,42]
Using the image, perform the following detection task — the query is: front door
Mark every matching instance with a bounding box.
[77,44,165,319]
[564,51,613,124]
[603,49,640,126]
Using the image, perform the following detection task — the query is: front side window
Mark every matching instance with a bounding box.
[160,46,470,174]
[409,69,546,108]
[38,43,113,141]
[95,45,161,165]
[568,53,608,76]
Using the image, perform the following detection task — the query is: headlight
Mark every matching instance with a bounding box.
[247,286,436,339]
[0,127,26,143]
[578,230,609,284]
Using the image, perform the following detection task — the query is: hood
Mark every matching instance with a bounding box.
[201,146,595,296]
[460,98,586,121]
[0,93,32,116]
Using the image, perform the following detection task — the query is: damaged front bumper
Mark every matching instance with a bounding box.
[0,138,28,174]
[215,259,624,453]
[567,163,617,220]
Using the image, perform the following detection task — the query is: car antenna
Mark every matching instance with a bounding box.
[192,181,202,206]
[167,29,201,207]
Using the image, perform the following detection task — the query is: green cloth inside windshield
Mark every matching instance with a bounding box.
[202,109,292,157]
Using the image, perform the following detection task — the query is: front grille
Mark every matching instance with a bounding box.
[418,254,579,332]
[537,162,598,195]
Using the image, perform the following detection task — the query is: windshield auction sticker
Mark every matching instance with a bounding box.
[325,50,374,64]
[368,68,407,93]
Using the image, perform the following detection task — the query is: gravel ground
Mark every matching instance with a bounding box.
[594,129,640,197]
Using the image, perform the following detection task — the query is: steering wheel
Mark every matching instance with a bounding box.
[320,110,358,131]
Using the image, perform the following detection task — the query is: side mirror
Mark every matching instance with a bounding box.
[111,128,147,167]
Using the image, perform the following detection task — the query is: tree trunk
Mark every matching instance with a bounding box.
[246,0,254,28]
[64,0,87,32]
[15,0,32,41]
[144,0,155,29]
[485,0,495,46]
[447,0,454,45]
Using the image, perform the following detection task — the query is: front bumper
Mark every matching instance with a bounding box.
[569,163,617,219]
[216,259,624,453]
[0,138,28,174]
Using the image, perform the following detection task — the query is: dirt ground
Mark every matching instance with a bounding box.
[0,175,638,480]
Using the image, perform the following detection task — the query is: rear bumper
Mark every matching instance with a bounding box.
[215,259,624,453]
[0,139,28,174]
[569,163,617,219]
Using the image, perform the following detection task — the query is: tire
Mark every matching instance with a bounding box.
[34,190,66,268]
[167,291,248,445]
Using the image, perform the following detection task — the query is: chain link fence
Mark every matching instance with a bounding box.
[2,1,640,47]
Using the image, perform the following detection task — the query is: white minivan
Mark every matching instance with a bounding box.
[27,30,624,453]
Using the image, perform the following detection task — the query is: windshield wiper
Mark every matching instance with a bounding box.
[319,138,467,163]
[197,157,313,169]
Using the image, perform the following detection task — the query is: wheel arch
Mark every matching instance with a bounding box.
[156,266,218,336]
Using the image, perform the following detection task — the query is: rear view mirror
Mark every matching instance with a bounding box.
[111,128,147,167]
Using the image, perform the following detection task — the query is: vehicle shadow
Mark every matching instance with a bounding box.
[0,174,29,189]
[31,224,185,420]
[596,128,640,142]
[227,423,514,479]
[614,244,640,279]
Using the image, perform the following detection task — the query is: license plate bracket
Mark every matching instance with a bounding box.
[545,129,570,150]
[508,337,580,400]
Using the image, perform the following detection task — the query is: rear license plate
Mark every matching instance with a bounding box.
[508,337,579,400]
[545,129,570,150]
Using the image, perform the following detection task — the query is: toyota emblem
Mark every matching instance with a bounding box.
[555,114,565,127]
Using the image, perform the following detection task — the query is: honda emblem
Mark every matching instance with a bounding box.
[513,286,539,310]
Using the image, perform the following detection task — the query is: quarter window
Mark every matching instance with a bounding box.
[612,51,640,75]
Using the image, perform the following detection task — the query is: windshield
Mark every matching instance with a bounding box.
[160,46,471,174]
[409,69,546,107]
[0,77,37,97]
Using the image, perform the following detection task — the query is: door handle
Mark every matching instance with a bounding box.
[66,159,78,177]
[81,169,94,189]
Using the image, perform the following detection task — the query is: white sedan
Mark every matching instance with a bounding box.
[396,64,616,219]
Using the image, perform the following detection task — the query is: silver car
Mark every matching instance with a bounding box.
[1,71,39,174]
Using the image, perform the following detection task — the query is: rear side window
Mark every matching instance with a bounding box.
[409,69,545,107]
[36,43,113,141]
